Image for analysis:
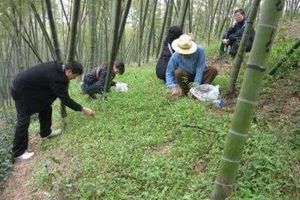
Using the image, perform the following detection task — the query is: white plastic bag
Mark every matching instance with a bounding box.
[189,84,220,102]
[114,82,128,92]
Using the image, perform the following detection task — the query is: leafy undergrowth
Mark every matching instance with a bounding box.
[30,67,299,199]
[0,110,16,182]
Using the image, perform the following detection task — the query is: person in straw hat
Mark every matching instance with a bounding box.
[166,34,218,97]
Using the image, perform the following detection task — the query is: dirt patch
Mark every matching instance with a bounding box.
[1,156,36,200]
[192,159,209,174]
[149,142,172,156]
[208,56,233,76]
[258,70,300,127]
[0,134,47,200]
[208,54,300,128]
[279,19,300,39]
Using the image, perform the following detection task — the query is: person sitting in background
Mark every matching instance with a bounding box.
[166,34,218,97]
[81,61,125,98]
[11,61,95,160]
[219,8,255,57]
[156,26,183,82]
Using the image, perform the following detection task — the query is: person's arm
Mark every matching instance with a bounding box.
[51,80,95,115]
[225,26,236,39]
[51,80,82,111]
[166,54,178,89]
[228,26,244,42]
[194,48,206,85]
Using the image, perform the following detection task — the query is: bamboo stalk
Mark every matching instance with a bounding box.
[212,0,285,199]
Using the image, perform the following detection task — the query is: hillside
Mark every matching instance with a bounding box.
[1,64,299,199]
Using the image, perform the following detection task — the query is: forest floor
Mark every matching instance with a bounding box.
[1,55,299,199]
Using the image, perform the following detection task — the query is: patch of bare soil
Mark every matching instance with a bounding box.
[208,55,300,129]
[149,142,172,156]
[258,70,300,127]
[279,19,300,39]
[192,158,209,174]
[0,135,47,200]
[208,55,233,76]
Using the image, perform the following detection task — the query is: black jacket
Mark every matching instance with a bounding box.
[225,19,255,41]
[156,42,174,81]
[83,64,115,92]
[11,61,82,112]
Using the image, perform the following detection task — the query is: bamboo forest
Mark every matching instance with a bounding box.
[0,0,300,199]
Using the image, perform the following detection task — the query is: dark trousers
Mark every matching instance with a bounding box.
[219,41,238,57]
[219,42,229,54]
[81,82,103,96]
[156,56,170,82]
[175,67,218,94]
[220,40,252,57]
[12,101,52,157]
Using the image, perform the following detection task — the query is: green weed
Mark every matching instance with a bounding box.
[29,67,299,199]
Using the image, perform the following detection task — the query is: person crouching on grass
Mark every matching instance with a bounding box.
[81,61,125,98]
[166,34,218,97]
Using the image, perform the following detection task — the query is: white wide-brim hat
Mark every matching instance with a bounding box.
[171,34,197,55]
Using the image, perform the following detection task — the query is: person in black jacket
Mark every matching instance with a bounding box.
[156,26,183,82]
[11,61,95,160]
[81,61,125,98]
[219,8,255,57]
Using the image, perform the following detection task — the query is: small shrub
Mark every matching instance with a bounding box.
[0,109,16,181]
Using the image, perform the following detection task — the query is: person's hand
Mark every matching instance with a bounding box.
[82,107,95,116]
[222,39,229,44]
[171,87,183,97]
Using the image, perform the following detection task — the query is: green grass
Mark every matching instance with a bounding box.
[30,66,300,200]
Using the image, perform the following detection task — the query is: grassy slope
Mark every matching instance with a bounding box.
[31,66,299,199]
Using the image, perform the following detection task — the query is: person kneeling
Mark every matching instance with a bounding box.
[82,61,125,98]
[166,34,218,97]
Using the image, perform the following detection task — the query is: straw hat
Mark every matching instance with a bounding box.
[171,34,197,55]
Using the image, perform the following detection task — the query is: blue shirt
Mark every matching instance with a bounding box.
[166,46,206,88]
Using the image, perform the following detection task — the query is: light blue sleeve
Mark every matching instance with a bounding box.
[166,54,178,88]
[194,48,206,85]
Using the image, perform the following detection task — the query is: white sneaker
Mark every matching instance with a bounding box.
[17,151,34,160]
[50,129,62,137]
[42,129,62,140]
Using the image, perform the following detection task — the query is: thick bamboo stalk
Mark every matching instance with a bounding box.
[156,0,170,57]
[146,0,158,62]
[67,0,81,62]
[104,0,122,93]
[89,0,97,67]
[115,0,132,55]
[211,0,285,199]
[218,0,234,39]
[45,0,62,61]
[138,0,149,67]
[177,0,189,29]
[30,2,56,60]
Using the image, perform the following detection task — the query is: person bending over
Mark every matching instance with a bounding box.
[11,61,95,160]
